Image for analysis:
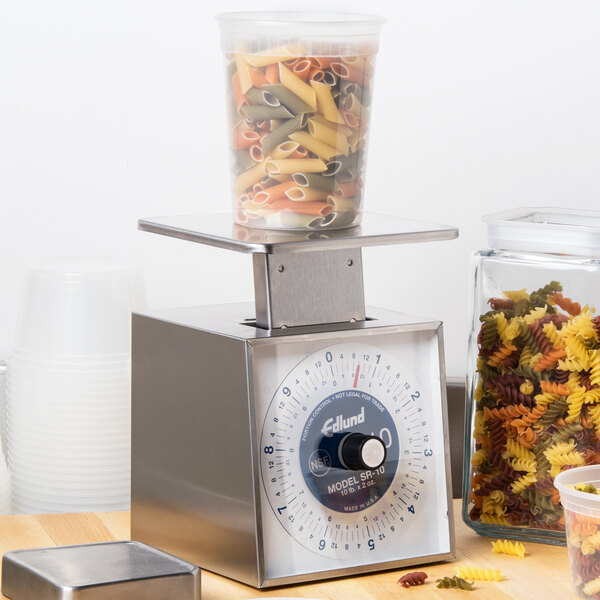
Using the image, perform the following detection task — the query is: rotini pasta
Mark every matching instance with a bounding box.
[436,576,474,590]
[491,538,526,557]
[468,281,600,535]
[397,571,428,587]
[560,482,600,598]
[455,566,503,581]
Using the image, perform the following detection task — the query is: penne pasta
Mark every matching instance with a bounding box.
[340,109,360,128]
[263,83,314,115]
[234,54,253,94]
[320,210,358,228]
[289,146,309,159]
[292,172,338,192]
[245,88,281,107]
[278,63,317,110]
[307,119,349,156]
[232,129,260,150]
[242,46,300,67]
[292,59,312,81]
[261,114,307,154]
[235,161,266,194]
[234,149,256,174]
[340,55,367,70]
[241,198,274,217]
[330,62,366,86]
[268,141,300,160]
[337,180,362,197]
[225,45,376,230]
[268,198,334,216]
[321,70,338,87]
[340,93,364,118]
[241,104,295,121]
[328,193,360,213]
[265,62,280,84]
[310,114,353,136]
[309,68,324,82]
[249,144,263,162]
[288,131,338,161]
[265,157,327,176]
[285,187,330,202]
[253,180,296,205]
[310,80,345,124]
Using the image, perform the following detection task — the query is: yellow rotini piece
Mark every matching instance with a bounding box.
[504,318,521,342]
[568,532,584,548]
[511,472,537,493]
[567,371,582,391]
[473,410,487,438]
[519,380,534,395]
[590,350,600,387]
[471,449,488,466]
[491,539,526,558]
[523,306,547,325]
[519,345,533,367]
[542,321,565,348]
[581,531,600,556]
[480,513,509,525]
[509,457,537,473]
[565,386,587,422]
[584,388,600,404]
[488,490,506,504]
[503,288,528,302]
[494,312,509,345]
[588,404,600,436]
[534,391,559,406]
[528,352,544,369]
[584,576,600,596]
[561,310,596,340]
[557,357,586,372]
[474,381,485,402]
[455,566,503,581]
[565,336,592,370]
[482,496,507,517]
[503,438,535,461]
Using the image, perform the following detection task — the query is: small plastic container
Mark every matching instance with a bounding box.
[463,207,600,544]
[555,466,600,599]
[217,12,385,231]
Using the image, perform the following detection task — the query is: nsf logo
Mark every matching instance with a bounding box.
[308,449,332,477]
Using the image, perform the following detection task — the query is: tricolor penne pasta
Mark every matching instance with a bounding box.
[225,46,375,229]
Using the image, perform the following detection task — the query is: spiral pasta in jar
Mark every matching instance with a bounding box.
[217,12,384,230]
[464,208,600,544]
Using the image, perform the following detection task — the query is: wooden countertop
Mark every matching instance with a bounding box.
[0,499,579,599]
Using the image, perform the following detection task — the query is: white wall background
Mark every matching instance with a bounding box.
[1,0,599,377]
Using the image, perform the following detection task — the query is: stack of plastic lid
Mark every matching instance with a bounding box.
[6,257,144,514]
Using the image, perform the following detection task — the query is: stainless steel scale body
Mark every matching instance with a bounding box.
[131,212,458,588]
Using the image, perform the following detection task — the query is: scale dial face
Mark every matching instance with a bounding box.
[259,341,440,562]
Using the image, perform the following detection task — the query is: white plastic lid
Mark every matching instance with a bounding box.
[484,207,600,257]
[217,11,385,56]
[555,466,600,518]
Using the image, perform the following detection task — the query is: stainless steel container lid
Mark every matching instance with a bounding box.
[1,541,200,600]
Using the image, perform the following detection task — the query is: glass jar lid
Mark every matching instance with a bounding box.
[484,207,600,257]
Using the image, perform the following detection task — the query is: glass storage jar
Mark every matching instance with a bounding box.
[463,207,600,544]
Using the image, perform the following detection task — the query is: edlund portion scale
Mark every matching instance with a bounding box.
[131,212,458,588]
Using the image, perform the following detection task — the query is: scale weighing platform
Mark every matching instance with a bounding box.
[131,212,458,588]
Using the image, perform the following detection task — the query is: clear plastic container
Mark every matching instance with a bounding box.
[463,207,600,544]
[555,466,600,599]
[217,12,385,231]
